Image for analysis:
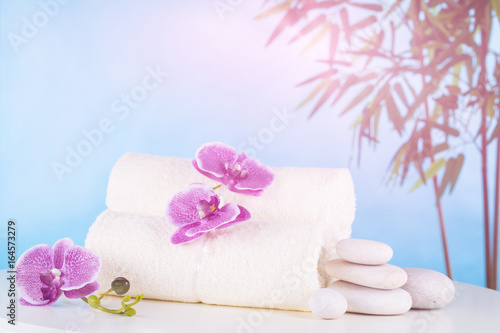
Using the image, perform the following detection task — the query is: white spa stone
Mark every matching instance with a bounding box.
[336,238,393,265]
[401,267,455,309]
[325,259,407,289]
[328,280,412,315]
[308,288,347,319]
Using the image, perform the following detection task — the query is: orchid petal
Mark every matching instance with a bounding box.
[171,222,205,244]
[53,238,73,270]
[59,246,100,291]
[64,281,100,299]
[166,183,215,227]
[185,203,241,236]
[192,160,227,183]
[233,158,275,195]
[227,181,264,196]
[215,205,251,230]
[193,142,238,181]
[19,289,62,307]
[16,244,54,305]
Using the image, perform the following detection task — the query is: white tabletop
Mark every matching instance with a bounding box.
[1,278,499,333]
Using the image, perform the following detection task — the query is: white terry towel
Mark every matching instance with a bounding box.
[105,153,356,229]
[86,152,356,310]
[85,210,345,311]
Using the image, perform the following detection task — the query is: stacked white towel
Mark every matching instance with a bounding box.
[85,152,356,311]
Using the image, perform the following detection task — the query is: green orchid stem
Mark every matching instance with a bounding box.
[212,184,222,190]
[121,295,144,308]
[80,294,144,316]
[98,288,113,301]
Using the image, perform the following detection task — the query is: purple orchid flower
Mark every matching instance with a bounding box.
[192,142,274,196]
[16,238,101,306]
[166,183,251,244]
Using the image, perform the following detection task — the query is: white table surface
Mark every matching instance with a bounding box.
[1,276,499,333]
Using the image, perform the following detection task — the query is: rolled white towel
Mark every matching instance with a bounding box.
[85,210,347,311]
[105,153,356,236]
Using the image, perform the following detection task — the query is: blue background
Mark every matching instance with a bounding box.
[1,0,499,287]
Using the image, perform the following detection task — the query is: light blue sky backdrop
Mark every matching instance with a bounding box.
[1,0,498,287]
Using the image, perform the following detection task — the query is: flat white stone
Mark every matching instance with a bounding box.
[325,259,407,289]
[401,267,455,309]
[328,280,412,315]
[336,238,393,265]
[308,288,347,319]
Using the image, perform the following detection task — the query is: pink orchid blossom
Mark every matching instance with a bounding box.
[192,142,274,196]
[16,238,101,306]
[166,183,251,244]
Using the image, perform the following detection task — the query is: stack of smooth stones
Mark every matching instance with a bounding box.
[308,238,456,319]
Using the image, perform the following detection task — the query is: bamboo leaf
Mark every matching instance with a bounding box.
[340,8,350,44]
[486,95,495,118]
[329,24,340,62]
[352,33,378,63]
[350,15,377,31]
[409,83,435,114]
[465,56,473,85]
[430,103,442,122]
[350,3,383,11]
[265,8,302,46]
[340,85,374,116]
[330,75,359,107]
[309,80,340,118]
[296,69,337,87]
[301,22,331,54]
[431,142,450,156]
[387,144,406,184]
[394,83,409,108]
[421,1,451,38]
[373,105,382,147]
[452,64,461,85]
[296,78,330,109]
[449,154,464,193]
[385,89,405,134]
[488,121,500,145]
[493,0,500,24]
[446,85,461,95]
[289,15,326,44]
[385,0,403,18]
[438,157,456,198]
[409,158,447,193]
[255,0,292,19]
[350,113,363,129]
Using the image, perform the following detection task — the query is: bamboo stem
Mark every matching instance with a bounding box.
[432,179,453,278]
[493,135,499,290]
[479,25,492,289]
[481,118,491,288]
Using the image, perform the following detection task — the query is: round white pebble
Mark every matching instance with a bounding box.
[337,238,393,265]
[308,288,347,319]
